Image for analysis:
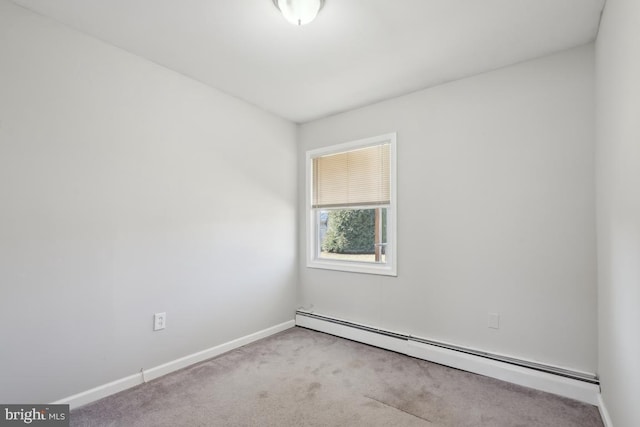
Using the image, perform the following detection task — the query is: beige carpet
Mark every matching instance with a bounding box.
[71,327,603,426]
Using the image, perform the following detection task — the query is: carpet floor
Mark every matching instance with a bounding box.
[71,327,603,426]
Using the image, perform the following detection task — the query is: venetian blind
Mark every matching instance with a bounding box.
[312,143,390,208]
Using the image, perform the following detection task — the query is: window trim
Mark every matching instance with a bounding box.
[305,133,397,276]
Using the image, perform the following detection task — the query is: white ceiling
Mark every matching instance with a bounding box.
[11,0,605,123]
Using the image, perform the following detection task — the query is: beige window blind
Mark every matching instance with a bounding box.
[312,143,390,208]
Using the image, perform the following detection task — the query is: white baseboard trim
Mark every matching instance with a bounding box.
[51,373,143,411]
[142,320,295,382]
[52,319,295,410]
[295,313,600,405]
[598,394,613,427]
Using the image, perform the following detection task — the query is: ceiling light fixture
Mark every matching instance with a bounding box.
[273,0,325,26]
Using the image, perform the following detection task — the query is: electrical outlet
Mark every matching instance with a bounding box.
[488,312,500,329]
[154,312,166,331]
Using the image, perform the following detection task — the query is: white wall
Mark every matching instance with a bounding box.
[596,0,640,425]
[298,45,597,373]
[0,0,297,403]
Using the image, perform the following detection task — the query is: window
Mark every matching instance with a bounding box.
[306,133,397,276]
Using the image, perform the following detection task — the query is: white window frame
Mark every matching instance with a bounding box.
[306,133,397,276]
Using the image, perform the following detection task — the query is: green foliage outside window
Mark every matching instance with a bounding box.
[321,209,386,254]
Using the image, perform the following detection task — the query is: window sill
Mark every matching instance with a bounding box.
[307,259,397,276]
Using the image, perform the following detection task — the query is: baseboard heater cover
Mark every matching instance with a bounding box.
[295,310,600,405]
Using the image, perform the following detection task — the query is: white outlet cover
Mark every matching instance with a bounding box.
[488,313,500,329]
[154,312,166,331]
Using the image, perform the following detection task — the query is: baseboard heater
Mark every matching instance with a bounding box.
[295,310,600,405]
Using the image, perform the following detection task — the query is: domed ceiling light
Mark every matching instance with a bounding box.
[273,0,325,26]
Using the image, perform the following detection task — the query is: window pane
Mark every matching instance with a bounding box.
[318,208,387,264]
